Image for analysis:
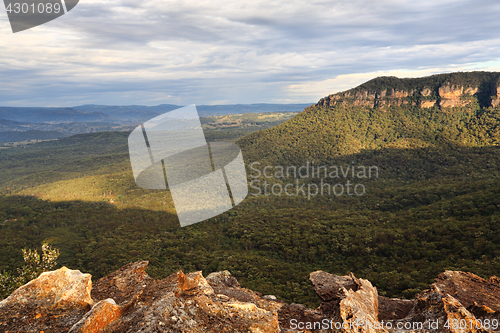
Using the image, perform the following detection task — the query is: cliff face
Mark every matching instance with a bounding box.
[317,72,500,110]
[0,262,499,332]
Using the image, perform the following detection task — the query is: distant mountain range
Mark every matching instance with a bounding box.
[74,104,311,120]
[0,107,116,124]
[0,103,311,143]
[0,104,311,125]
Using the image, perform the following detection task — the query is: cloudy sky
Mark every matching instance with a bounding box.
[1,0,500,106]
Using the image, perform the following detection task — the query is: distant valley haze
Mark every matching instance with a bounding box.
[0,103,308,142]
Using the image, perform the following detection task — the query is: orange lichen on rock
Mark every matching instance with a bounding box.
[68,299,121,333]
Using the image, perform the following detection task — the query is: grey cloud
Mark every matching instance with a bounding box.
[2,0,500,106]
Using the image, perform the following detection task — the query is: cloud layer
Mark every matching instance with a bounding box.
[1,0,500,106]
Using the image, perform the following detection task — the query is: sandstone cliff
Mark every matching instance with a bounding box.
[0,262,499,332]
[317,72,500,110]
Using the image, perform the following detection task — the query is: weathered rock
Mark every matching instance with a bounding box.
[436,84,475,108]
[377,296,414,321]
[465,87,479,95]
[310,271,386,333]
[0,267,93,333]
[421,87,433,96]
[492,84,500,107]
[91,260,150,304]
[396,285,489,333]
[69,298,121,333]
[439,84,464,99]
[178,270,214,297]
[206,270,262,303]
[98,268,282,333]
[432,270,500,318]
[421,100,437,108]
[310,271,360,304]
[1,263,499,333]
[388,271,500,333]
[392,90,409,98]
[206,270,240,288]
[278,302,324,332]
[263,295,277,300]
[439,98,470,108]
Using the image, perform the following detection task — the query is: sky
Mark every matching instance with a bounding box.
[1,0,500,107]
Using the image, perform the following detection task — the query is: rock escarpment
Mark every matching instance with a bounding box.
[0,262,498,332]
[317,72,500,110]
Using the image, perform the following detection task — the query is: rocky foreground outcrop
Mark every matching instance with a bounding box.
[0,262,498,332]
